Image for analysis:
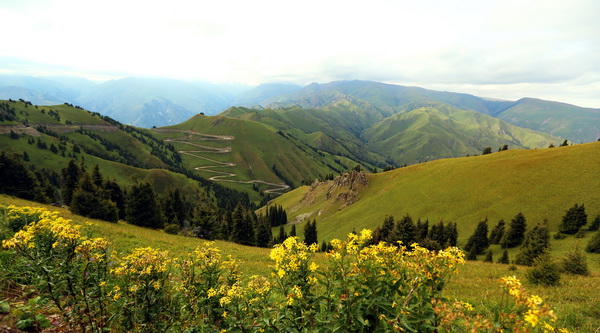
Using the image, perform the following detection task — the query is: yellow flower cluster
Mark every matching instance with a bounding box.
[2,206,86,252]
[270,237,317,278]
[499,276,560,331]
[111,247,173,277]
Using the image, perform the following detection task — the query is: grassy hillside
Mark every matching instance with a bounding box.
[271,142,600,246]
[497,98,600,143]
[154,114,358,196]
[0,100,205,199]
[2,195,599,331]
[364,103,561,165]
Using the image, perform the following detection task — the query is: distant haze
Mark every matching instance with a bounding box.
[0,0,599,108]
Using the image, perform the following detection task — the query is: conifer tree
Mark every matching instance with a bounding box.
[380,215,395,243]
[464,219,489,255]
[162,188,186,226]
[255,217,272,248]
[466,247,478,260]
[290,224,297,237]
[61,159,81,206]
[559,203,587,234]
[489,219,505,244]
[415,219,429,242]
[515,222,550,266]
[445,222,459,247]
[70,172,118,222]
[0,152,47,202]
[231,203,255,246]
[126,182,165,229]
[498,249,510,264]
[589,215,600,231]
[92,164,103,187]
[561,246,589,276]
[586,230,600,253]
[500,212,527,248]
[526,251,561,286]
[392,214,416,246]
[428,221,445,245]
[276,225,288,244]
[484,249,493,263]
[104,180,125,219]
[304,220,318,246]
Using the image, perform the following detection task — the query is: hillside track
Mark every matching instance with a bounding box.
[155,129,289,194]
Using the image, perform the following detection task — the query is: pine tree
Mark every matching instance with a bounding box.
[464,219,489,255]
[380,215,395,243]
[70,172,118,222]
[561,246,589,276]
[484,249,494,263]
[276,225,288,244]
[526,251,561,286]
[482,147,492,155]
[415,219,429,242]
[231,203,255,246]
[515,222,550,266]
[255,217,272,248]
[445,222,458,247]
[162,188,186,226]
[589,215,600,231]
[466,247,478,260]
[126,182,165,229]
[586,230,600,253]
[92,164,103,187]
[22,151,29,161]
[0,152,45,202]
[304,220,318,246]
[104,180,125,219]
[500,212,527,248]
[61,159,81,206]
[498,249,510,264]
[559,203,587,234]
[489,219,505,244]
[290,224,297,237]
[392,214,416,247]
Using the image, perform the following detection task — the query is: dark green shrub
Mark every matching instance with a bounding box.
[585,230,600,253]
[526,252,561,286]
[164,223,180,235]
[561,247,589,276]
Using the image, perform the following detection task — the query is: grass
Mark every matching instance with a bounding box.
[1,195,599,331]
[273,142,600,244]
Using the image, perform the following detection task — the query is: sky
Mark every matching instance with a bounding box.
[1,0,599,107]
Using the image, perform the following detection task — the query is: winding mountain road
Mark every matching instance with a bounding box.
[154,129,290,194]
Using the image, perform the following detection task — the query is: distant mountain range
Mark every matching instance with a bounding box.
[1,75,598,143]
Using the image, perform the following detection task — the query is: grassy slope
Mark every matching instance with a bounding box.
[158,114,350,187]
[2,195,599,330]
[498,98,600,143]
[364,104,562,165]
[273,142,600,246]
[0,101,204,197]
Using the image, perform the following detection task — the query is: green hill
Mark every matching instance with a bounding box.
[363,103,560,165]
[153,114,363,198]
[270,142,600,244]
[0,100,208,200]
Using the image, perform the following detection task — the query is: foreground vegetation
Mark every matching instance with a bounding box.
[1,200,599,331]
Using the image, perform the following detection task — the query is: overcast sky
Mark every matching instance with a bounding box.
[1,0,599,107]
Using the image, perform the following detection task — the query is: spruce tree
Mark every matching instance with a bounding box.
[559,203,587,234]
[255,217,272,248]
[61,159,81,206]
[500,212,527,248]
[231,203,255,246]
[445,222,459,247]
[290,224,297,237]
[104,180,125,219]
[484,249,493,263]
[561,246,589,276]
[466,247,478,260]
[0,152,39,201]
[515,222,550,266]
[589,215,600,231]
[489,219,505,244]
[70,172,118,222]
[526,251,561,286]
[415,219,429,242]
[276,225,288,244]
[304,220,318,246]
[126,182,165,229]
[464,219,489,255]
[392,214,416,247]
[586,230,600,253]
[380,215,395,243]
[498,249,510,264]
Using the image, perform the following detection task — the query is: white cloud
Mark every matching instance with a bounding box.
[1,0,599,107]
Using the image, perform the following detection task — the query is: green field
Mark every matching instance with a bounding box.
[270,142,600,258]
[1,195,599,331]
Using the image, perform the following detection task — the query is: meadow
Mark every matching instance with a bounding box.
[1,195,599,331]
